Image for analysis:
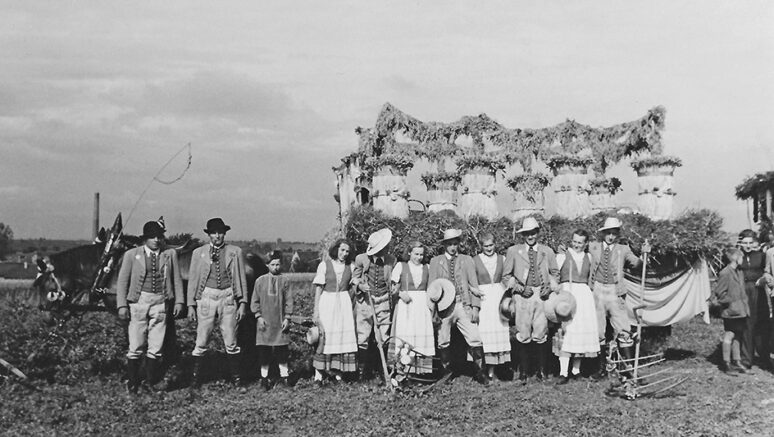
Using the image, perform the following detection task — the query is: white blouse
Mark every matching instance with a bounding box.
[478,253,498,281]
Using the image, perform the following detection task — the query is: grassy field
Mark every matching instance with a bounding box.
[3,281,774,436]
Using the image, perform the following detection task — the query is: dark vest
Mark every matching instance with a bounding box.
[740,251,765,284]
[140,251,164,294]
[474,254,504,285]
[323,259,352,292]
[398,262,429,291]
[560,252,591,284]
[205,245,232,290]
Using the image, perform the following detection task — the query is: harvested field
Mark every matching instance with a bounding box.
[2,282,774,436]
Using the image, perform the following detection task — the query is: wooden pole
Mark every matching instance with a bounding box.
[633,240,649,383]
[367,291,394,391]
[92,192,100,240]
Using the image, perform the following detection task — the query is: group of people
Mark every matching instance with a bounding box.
[712,229,774,374]
[115,214,653,393]
[309,215,650,387]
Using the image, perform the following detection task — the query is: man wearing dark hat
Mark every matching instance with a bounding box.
[588,217,649,378]
[117,220,185,394]
[187,218,249,388]
[428,228,489,385]
[502,217,559,383]
[352,228,396,380]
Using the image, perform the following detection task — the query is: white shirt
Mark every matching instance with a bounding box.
[143,246,160,257]
[391,261,425,289]
[567,248,585,271]
[478,253,498,281]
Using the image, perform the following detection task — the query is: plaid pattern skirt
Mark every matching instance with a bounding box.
[314,291,358,372]
[478,283,511,356]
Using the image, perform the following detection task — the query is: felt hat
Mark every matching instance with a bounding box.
[426,278,456,312]
[204,217,231,234]
[306,326,320,345]
[515,217,541,234]
[440,228,463,242]
[598,217,623,232]
[142,221,166,240]
[366,228,392,256]
[543,291,577,324]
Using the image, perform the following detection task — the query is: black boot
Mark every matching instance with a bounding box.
[191,356,203,389]
[592,344,608,381]
[228,353,246,392]
[438,347,453,377]
[357,348,370,381]
[618,345,635,380]
[145,358,169,392]
[126,358,141,394]
[518,343,530,384]
[469,346,490,386]
[536,343,548,381]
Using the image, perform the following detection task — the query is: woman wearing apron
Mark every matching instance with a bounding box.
[474,233,511,380]
[311,239,358,385]
[390,241,435,377]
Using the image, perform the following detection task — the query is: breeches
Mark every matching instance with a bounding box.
[594,282,632,347]
[513,287,548,344]
[437,303,483,349]
[355,298,391,348]
[193,287,240,356]
[127,292,168,360]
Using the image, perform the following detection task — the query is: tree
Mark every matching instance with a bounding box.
[0,222,14,260]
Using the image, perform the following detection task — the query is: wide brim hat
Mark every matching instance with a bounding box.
[142,221,166,239]
[515,217,541,234]
[306,326,320,345]
[366,228,393,256]
[499,295,514,322]
[543,291,577,324]
[204,217,231,234]
[440,228,463,242]
[598,217,623,232]
[426,278,456,312]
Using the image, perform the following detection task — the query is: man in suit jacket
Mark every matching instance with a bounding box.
[428,228,488,385]
[587,217,648,378]
[502,217,559,382]
[187,218,249,388]
[117,220,184,394]
[352,228,396,380]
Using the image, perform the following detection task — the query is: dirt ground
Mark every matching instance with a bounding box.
[2,289,774,436]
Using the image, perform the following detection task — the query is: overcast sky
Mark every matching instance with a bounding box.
[1,1,772,241]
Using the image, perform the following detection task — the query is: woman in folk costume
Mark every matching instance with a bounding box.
[551,229,599,384]
[473,233,511,380]
[252,251,294,390]
[390,241,434,376]
[311,239,358,385]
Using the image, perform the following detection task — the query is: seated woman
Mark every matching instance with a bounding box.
[390,241,435,380]
[552,229,600,384]
[311,239,359,385]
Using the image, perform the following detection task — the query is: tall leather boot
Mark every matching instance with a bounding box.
[536,342,548,381]
[145,357,163,392]
[126,358,141,394]
[592,343,608,381]
[191,356,203,389]
[469,346,490,386]
[618,345,635,380]
[228,353,247,392]
[438,347,453,377]
[518,342,530,383]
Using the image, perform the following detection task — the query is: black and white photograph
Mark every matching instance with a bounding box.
[1,1,773,435]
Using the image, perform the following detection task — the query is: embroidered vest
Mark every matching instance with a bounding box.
[140,251,164,294]
[474,254,503,285]
[323,259,351,292]
[205,246,232,289]
[399,262,428,291]
[560,253,591,284]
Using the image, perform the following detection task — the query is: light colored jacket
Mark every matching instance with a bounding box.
[116,246,184,308]
[502,243,559,291]
[588,242,642,296]
[428,253,480,309]
[187,244,248,306]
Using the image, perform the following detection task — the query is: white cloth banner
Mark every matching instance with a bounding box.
[624,259,711,326]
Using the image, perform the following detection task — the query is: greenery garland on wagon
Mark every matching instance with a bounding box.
[630,155,683,172]
[589,177,623,195]
[545,153,595,173]
[335,206,731,267]
[361,153,415,174]
[506,173,552,202]
[420,171,462,190]
[455,154,507,174]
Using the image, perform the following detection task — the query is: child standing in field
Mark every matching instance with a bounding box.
[251,251,294,389]
[713,248,750,374]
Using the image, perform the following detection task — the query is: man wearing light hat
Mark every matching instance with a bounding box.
[187,217,250,389]
[117,219,185,394]
[588,217,649,378]
[502,216,559,382]
[428,228,489,385]
[352,228,396,380]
